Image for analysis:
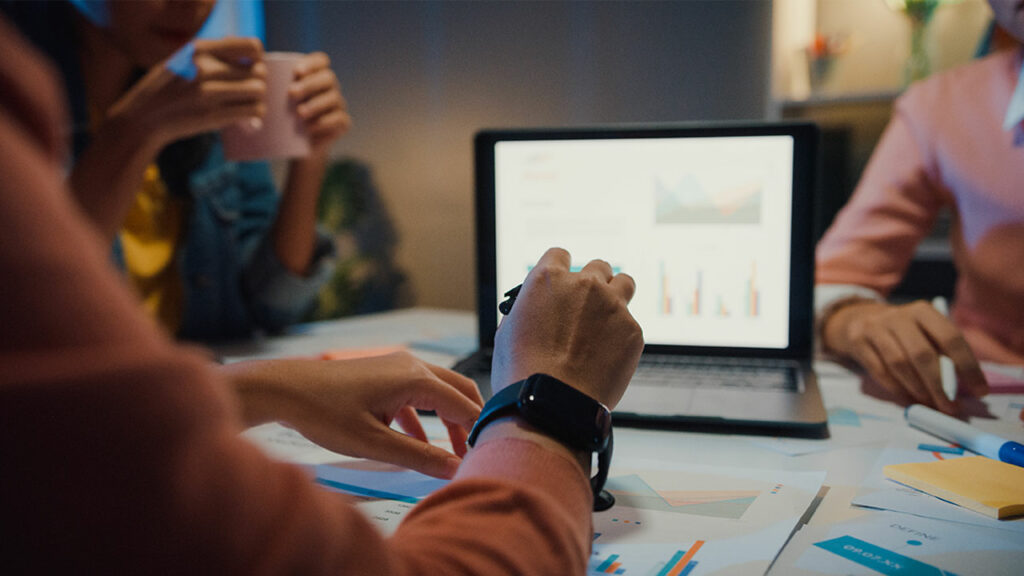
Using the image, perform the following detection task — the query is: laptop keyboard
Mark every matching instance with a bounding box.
[456,350,799,392]
[633,355,798,391]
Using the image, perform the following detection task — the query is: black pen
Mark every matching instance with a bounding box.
[498,284,522,315]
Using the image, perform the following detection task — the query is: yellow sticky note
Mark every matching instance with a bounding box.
[884,456,1024,519]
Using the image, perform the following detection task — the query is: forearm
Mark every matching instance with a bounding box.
[67,115,164,242]
[218,359,303,428]
[393,423,593,575]
[816,100,943,295]
[3,22,597,572]
[275,152,329,275]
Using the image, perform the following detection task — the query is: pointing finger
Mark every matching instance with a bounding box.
[394,405,428,442]
[368,425,462,479]
[580,259,614,280]
[408,377,482,431]
[533,247,571,273]
[426,363,485,407]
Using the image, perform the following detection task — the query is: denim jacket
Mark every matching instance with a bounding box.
[111,142,335,342]
[4,1,335,342]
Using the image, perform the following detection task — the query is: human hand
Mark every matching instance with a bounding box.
[822,299,988,413]
[104,37,267,150]
[491,247,644,409]
[223,351,484,479]
[288,52,351,156]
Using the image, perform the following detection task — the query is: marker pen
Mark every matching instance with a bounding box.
[905,404,1024,468]
[931,297,957,402]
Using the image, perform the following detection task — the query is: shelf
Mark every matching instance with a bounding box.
[775,89,901,109]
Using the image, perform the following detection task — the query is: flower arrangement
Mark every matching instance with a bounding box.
[805,32,849,92]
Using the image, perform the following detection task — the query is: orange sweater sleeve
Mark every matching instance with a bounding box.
[0,18,591,575]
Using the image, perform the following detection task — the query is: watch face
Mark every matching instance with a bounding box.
[519,374,612,451]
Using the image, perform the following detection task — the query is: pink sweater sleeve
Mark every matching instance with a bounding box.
[815,86,948,296]
[0,19,591,575]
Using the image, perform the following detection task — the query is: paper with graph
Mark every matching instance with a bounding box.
[589,460,824,575]
[773,509,1024,576]
[245,424,825,574]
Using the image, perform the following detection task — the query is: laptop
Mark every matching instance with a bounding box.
[454,122,828,438]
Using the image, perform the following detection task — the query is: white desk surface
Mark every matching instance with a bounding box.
[216,308,1024,574]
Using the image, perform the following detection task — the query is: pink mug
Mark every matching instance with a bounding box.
[222,52,312,161]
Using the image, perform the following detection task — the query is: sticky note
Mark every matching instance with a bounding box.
[884,456,1024,519]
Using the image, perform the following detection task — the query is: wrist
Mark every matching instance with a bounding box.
[494,370,606,408]
[473,416,591,473]
[91,111,165,164]
[288,151,330,176]
[100,101,169,155]
[821,298,886,357]
[468,373,614,510]
[219,360,303,427]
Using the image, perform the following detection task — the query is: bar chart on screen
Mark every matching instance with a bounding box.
[657,259,761,321]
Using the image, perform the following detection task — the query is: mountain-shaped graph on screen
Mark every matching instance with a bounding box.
[654,175,762,224]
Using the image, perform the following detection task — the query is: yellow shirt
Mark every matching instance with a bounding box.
[119,164,184,333]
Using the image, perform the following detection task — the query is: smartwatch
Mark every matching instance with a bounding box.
[467,373,616,511]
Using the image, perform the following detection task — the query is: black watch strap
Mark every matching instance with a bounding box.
[466,373,616,511]
[466,382,522,448]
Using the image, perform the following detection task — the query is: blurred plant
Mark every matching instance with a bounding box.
[884,0,963,83]
[308,159,409,320]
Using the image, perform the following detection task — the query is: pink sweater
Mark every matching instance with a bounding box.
[817,48,1024,365]
[0,18,591,574]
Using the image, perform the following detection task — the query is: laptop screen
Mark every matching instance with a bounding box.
[475,124,817,356]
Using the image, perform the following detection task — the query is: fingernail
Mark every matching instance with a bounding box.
[245,117,263,132]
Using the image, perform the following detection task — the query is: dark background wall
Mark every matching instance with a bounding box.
[265,0,773,310]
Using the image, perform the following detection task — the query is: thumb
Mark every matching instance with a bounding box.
[949,356,989,398]
[959,365,989,398]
